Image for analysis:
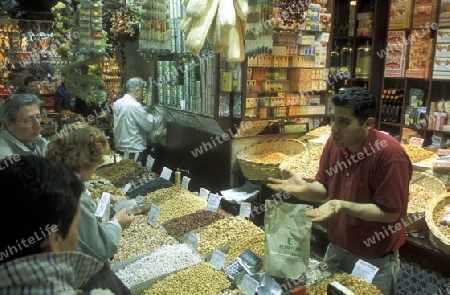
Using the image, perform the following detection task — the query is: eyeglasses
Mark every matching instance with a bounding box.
[16,115,42,126]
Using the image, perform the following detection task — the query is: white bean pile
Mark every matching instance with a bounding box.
[115,244,203,288]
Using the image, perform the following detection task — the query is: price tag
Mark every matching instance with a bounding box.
[239,202,252,218]
[160,167,173,181]
[199,188,210,201]
[409,136,424,148]
[134,153,140,163]
[186,232,199,249]
[181,176,191,189]
[123,183,132,193]
[210,249,227,270]
[146,155,155,170]
[135,195,144,204]
[239,274,258,295]
[351,259,379,283]
[95,192,111,223]
[206,193,221,212]
[147,204,160,226]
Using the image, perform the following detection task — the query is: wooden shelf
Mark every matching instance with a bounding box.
[244,114,327,120]
[380,122,450,134]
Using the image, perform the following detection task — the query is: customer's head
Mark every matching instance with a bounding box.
[330,87,376,150]
[125,77,145,102]
[46,124,110,181]
[0,93,41,143]
[24,76,39,95]
[0,156,83,264]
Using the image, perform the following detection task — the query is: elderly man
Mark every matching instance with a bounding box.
[0,93,47,158]
[113,77,163,166]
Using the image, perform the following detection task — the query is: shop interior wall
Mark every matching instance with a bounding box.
[123,40,155,86]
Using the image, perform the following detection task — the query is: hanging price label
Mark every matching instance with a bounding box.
[239,202,252,218]
[351,259,379,283]
[147,204,160,226]
[199,188,210,201]
[206,193,221,212]
[181,176,191,189]
[210,249,227,270]
[186,232,199,249]
[146,155,155,170]
[160,167,173,181]
[239,274,258,295]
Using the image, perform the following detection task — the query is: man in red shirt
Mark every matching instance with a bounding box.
[268,87,412,295]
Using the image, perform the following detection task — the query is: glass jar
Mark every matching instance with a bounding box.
[330,46,340,72]
[355,42,372,79]
[340,43,353,76]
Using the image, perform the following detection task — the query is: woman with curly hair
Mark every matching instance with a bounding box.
[46,123,134,263]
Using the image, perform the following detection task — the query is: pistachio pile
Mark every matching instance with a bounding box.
[97,159,137,181]
[157,194,207,223]
[306,273,382,295]
[145,186,190,205]
[88,178,124,199]
[141,263,231,295]
[224,233,265,264]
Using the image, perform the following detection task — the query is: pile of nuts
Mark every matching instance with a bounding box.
[409,183,434,213]
[214,290,246,295]
[163,210,229,239]
[126,177,173,198]
[306,273,382,295]
[112,165,157,188]
[145,186,190,205]
[433,203,450,238]
[196,216,264,254]
[402,144,435,163]
[115,244,202,288]
[157,194,207,223]
[97,159,137,181]
[280,145,324,179]
[142,262,231,295]
[225,233,265,264]
[245,151,291,164]
[88,178,124,199]
[111,215,178,264]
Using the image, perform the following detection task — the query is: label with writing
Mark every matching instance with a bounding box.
[122,183,132,193]
[95,192,111,223]
[134,153,140,163]
[147,204,160,226]
[146,155,155,170]
[206,193,221,212]
[409,136,425,148]
[239,202,252,218]
[181,176,191,189]
[210,249,227,270]
[186,232,199,249]
[160,167,173,181]
[199,188,210,201]
[223,258,243,279]
[351,259,379,283]
[239,274,258,295]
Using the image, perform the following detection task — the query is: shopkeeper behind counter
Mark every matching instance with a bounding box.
[268,87,412,295]
[0,93,47,159]
[113,77,164,167]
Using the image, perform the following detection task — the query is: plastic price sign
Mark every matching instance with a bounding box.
[160,167,173,181]
[210,249,227,270]
[206,193,221,212]
[147,204,160,226]
[239,202,252,218]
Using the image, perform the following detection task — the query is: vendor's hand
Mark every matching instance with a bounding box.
[306,200,342,222]
[267,170,307,194]
[110,194,127,204]
[113,208,134,230]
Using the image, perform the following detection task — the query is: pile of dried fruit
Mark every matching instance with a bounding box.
[97,159,137,182]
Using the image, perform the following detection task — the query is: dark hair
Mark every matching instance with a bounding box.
[0,156,83,263]
[331,87,376,124]
[0,93,40,126]
[24,76,38,86]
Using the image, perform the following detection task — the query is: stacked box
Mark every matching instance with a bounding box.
[288,69,326,91]
[406,29,433,78]
[389,0,412,29]
[433,29,450,79]
[412,0,438,29]
[439,0,450,27]
[384,31,407,77]
[356,12,373,37]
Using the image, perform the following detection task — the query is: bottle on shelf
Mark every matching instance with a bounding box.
[340,42,353,77]
[355,41,372,79]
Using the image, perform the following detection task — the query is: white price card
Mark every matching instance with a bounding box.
[351,259,379,283]
[186,232,199,249]
[239,202,252,218]
[160,167,173,181]
[134,153,140,163]
[181,176,191,189]
[122,183,132,193]
[409,136,424,148]
[95,192,111,223]
[146,155,155,170]
[210,249,227,270]
[239,274,258,295]
[199,188,210,201]
[206,193,221,212]
[147,204,160,226]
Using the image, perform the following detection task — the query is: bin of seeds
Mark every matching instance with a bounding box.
[156,193,207,224]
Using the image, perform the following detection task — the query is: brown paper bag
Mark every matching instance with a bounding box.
[262,200,312,279]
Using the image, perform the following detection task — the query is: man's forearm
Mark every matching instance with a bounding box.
[340,201,399,223]
[291,181,328,203]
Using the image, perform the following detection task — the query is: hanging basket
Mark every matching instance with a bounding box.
[425,193,450,254]
[237,139,306,181]
[406,171,446,233]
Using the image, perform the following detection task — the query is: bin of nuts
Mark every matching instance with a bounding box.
[425,193,450,254]
[306,273,382,295]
